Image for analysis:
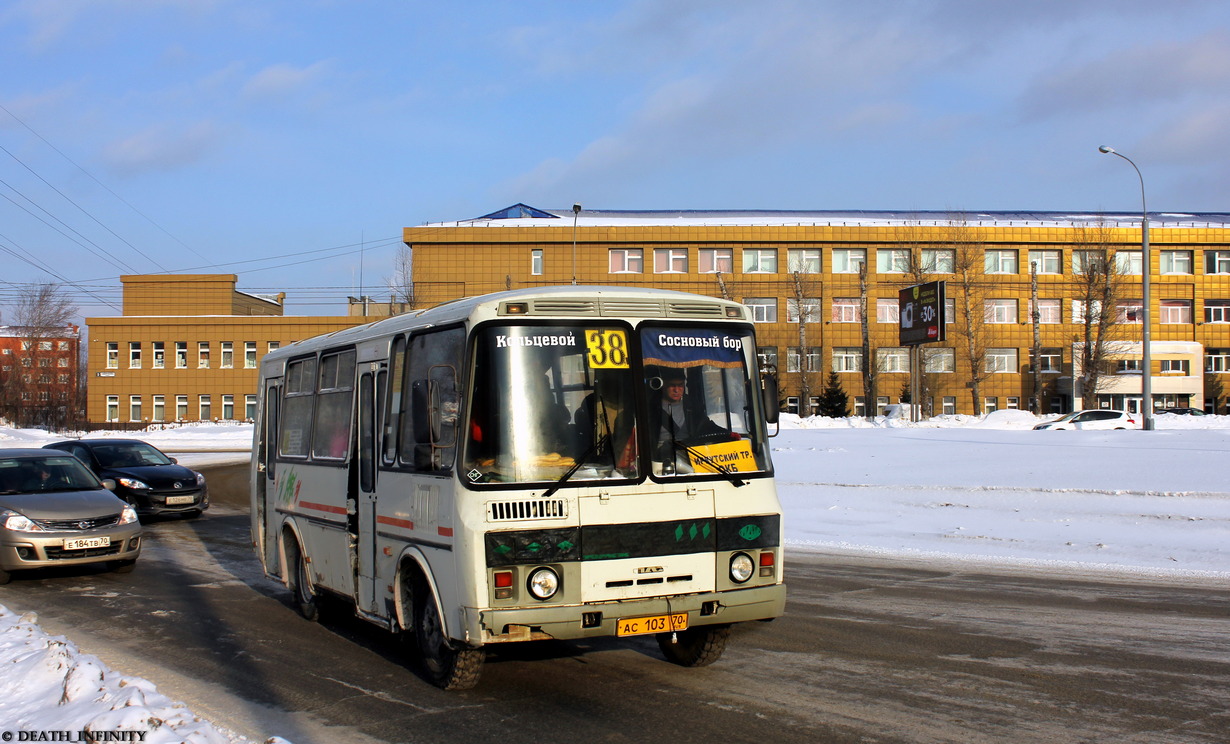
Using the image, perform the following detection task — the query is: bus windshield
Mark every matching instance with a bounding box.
[462,323,769,487]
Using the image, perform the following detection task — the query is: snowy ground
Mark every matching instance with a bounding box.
[1,412,1228,742]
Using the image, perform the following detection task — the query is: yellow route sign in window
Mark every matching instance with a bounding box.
[586,329,629,369]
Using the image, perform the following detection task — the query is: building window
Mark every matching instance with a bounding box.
[199,394,212,420]
[198,342,210,368]
[985,348,1018,373]
[531,249,543,276]
[876,248,910,273]
[944,297,955,324]
[1037,348,1063,372]
[1115,250,1142,275]
[787,298,821,323]
[924,347,955,373]
[221,341,233,368]
[268,341,280,354]
[984,299,1018,324]
[1029,298,1061,324]
[787,347,822,373]
[128,342,141,368]
[832,347,862,372]
[785,396,799,414]
[832,298,861,323]
[106,343,118,369]
[743,249,777,273]
[984,249,1018,274]
[876,298,899,324]
[786,248,821,273]
[831,248,865,274]
[1205,250,1230,274]
[1073,250,1107,275]
[853,397,866,417]
[176,342,188,369]
[609,248,643,273]
[921,248,954,274]
[1160,359,1190,374]
[129,395,142,422]
[1206,349,1230,373]
[1160,250,1192,274]
[743,297,777,323]
[57,358,68,368]
[1114,300,1142,324]
[246,394,258,420]
[222,394,234,420]
[152,341,165,369]
[699,248,733,274]
[1204,300,1230,323]
[1116,359,1142,373]
[176,395,188,420]
[1006,396,1020,409]
[152,395,165,422]
[942,396,956,415]
[106,395,119,422]
[1028,249,1061,274]
[876,347,910,373]
[654,248,688,273]
[58,341,68,351]
[245,342,257,368]
[876,396,890,416]
[984,397,998,413]
[758,347,778,369]
[1072,300,1102,324]
[1160,299,1192,324]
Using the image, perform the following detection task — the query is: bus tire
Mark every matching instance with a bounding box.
[413,580,483,690]
[657,624,732,667]
[286,537,319,622]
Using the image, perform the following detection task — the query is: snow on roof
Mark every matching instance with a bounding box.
[420,206,1230,229]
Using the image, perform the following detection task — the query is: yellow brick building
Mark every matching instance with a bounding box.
[404,205,1230,417]
[86,275,368,424]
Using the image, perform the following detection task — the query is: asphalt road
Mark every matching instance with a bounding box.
[1,463,1227,744]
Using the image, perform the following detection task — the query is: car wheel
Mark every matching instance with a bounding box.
[112,559,137,574]
[286,538,319,622]
[0,567,10,585]
[657,624,732,667]
[412,577,483,690]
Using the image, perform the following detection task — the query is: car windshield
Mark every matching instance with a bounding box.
[0,455,101,494]
[94,443,174,468]
[1051,412,1080,423]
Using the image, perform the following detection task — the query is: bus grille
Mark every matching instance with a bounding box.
[667,301,729,318]
[530,299,599,315]
[487,498,569,522]
[599,299,665,317]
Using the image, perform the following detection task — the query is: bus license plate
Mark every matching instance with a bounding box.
[616,613,688,637]
[165,495,195,505]
[63,536,110,550]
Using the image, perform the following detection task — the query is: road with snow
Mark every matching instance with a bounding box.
[1,462,1226,744]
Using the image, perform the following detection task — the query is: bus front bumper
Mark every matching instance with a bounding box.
[472,582,785,645]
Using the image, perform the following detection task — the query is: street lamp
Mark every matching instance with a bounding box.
[571,203,582,285]
[1098,145,1153,430]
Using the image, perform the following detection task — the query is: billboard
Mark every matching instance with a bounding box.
[898,281,946,345]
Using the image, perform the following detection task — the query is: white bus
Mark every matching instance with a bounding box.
[250,286,785,689]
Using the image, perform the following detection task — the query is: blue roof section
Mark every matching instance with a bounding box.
[472,203,560,220]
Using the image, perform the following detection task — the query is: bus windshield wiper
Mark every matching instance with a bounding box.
[672,441,747,487]
[540,434,609,499]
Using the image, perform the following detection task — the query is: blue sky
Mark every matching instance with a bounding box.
[2,0,1229,317]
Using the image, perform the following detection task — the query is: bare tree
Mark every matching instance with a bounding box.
[1071,222,1131,404]
[787,267,821,416]
[386,244,416,311]
[945,215,992,415]
[858,263,877,419]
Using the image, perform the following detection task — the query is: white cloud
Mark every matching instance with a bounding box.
[240,61,332,101]
[100,120,223,175]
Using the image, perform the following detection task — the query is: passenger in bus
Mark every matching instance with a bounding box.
[574,374,636,471]
[649,368,731,470]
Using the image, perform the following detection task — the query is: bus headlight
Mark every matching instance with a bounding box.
[527,567,560,600]
[729,553,755,584]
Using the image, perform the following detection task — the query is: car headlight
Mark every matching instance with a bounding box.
[1,508,42,532]
[527,566,560,600]
[195,471,206,487]
[729,552,755,584]
[116,477,151,490]
[118,504,139,525]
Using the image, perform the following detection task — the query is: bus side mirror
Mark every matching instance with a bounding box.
[761,374,780,425]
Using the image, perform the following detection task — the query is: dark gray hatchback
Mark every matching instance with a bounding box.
[43,439,209,519]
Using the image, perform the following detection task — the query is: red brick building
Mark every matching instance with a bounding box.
[0,324,83,429]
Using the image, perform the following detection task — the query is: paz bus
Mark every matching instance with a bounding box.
[250,286,785,689]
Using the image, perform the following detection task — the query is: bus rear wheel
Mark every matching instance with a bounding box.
[657,624,732,667]
[286,538,319,622]
[413,581,483,690]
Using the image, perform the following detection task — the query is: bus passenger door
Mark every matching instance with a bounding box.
[255,377,280,572]
[355,368,381,614]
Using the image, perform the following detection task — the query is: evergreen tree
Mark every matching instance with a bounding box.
[817,371,850,418]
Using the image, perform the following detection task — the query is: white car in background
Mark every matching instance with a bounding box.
[1033,409,1138,430]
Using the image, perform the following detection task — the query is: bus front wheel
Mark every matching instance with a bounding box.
[286,537,319,622]
[657,624,732,667]
[412,580,483,690]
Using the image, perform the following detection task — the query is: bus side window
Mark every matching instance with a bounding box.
[400,328,463,473]
[383,336,407,465]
